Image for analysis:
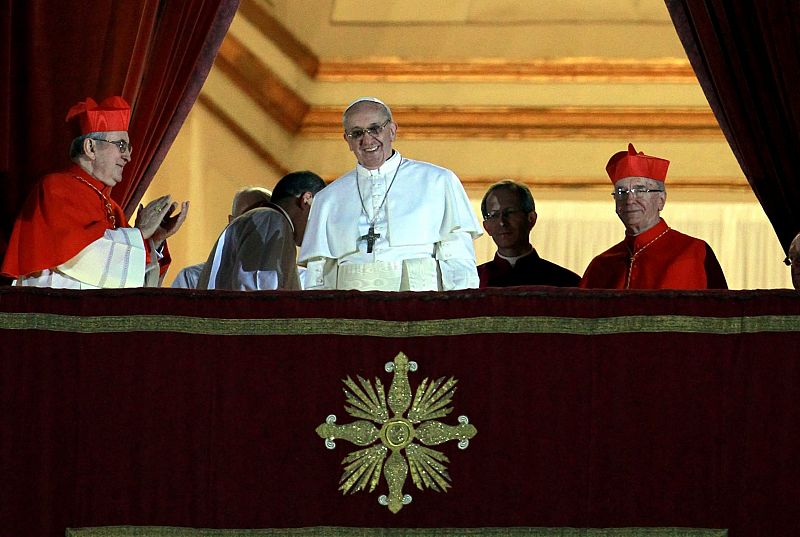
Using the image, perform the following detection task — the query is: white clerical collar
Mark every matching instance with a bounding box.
[356,150,402,178]
[240,203,295,233]
[497,248,534,268]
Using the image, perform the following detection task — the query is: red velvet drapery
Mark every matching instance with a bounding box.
[118,0,240,216]
[665,0,800,252]
[0,0,238,261]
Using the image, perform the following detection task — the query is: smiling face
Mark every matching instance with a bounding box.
[342,102,397,170]
[482,188,536,257]
[614,176,666,236]
[85,131,132,187]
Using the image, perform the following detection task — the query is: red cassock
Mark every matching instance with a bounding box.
[1,164,130,278]
[580,218,728,290]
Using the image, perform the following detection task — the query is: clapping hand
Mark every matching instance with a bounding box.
[135,195,190,245]
[153,199,189,245]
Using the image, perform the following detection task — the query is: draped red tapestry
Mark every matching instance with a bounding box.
[2,287,800,536]
[665,0,800,251]
[0,0,238,263]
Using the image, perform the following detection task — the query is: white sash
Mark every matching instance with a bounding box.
[59,228,147,288]
[336,258,439,291]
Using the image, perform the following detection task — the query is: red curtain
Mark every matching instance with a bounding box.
[0,0,239,261]
[118,0,241,215]
[665,1,800,252]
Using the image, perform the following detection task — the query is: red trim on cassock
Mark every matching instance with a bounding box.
[158,241,171,276]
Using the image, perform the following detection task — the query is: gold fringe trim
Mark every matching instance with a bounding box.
[2,312,799,337]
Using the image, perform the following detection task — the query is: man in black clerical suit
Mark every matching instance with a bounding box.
[478,180,580,288]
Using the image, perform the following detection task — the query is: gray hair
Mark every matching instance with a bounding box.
[68,132,108,160]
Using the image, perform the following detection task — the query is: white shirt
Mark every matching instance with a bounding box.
[198,205,301,291]
[171,263,205,289]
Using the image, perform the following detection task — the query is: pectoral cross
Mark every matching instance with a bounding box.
[359,225,381,253]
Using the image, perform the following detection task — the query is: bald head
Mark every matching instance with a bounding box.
[231,187,272,220]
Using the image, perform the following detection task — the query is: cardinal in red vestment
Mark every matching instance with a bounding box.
[580,143,727,290]
[1,96,188,288]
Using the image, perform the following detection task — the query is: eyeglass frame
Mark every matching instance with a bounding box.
[344,118,391,141]
[611,186,665,200]
[483,207,527,222]
[92,137,133,154]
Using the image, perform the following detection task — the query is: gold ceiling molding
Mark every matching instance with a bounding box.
[235,1,694,84]
[459,175,750,192]
[237,0,319,77]
[310,175,747,192]
[216,35,720,141]
[196,94,289,176]
[215,34,308,133]
[301,106,723,140]
[186,96,744,190]
[316,58,697,83]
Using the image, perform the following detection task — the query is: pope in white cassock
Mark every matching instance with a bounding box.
[298,97,482,291]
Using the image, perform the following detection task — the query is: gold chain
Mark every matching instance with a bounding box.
[72,175,117,228]
[625,227,670,289]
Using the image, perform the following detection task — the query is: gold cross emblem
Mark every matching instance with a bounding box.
[316,352,478,513]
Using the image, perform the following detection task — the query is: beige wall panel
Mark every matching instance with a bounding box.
[307,24,686,60]
[302,83,708,107]
[202,70,294,157]
[253,0,281,17]
[275,0,686,59]
[467,0,671,23]
[332,0,471,22]
[228,13,316,94]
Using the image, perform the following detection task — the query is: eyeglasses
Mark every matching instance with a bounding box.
[484,208,526,221]
[345,119,391,140]
[612,187,664,200]
[94,138,132,154]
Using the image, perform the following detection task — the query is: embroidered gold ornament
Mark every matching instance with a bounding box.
[315,352,477,513]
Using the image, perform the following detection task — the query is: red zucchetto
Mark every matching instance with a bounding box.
[606,143,669,184]
[65,96,130,134]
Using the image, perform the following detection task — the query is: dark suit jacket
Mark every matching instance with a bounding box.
[478,249,580,288]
